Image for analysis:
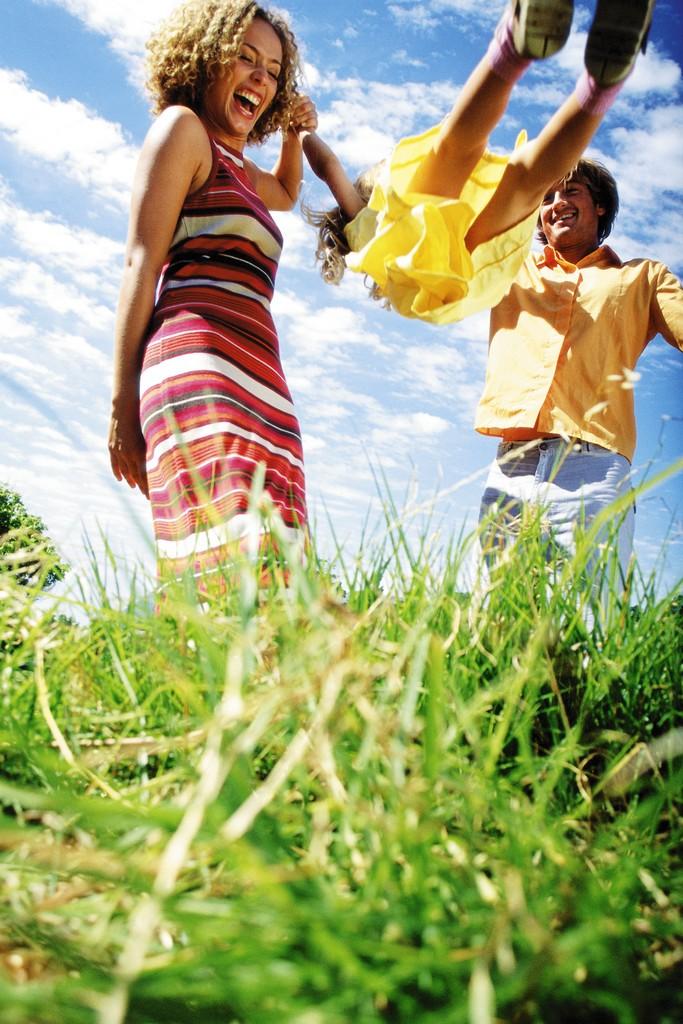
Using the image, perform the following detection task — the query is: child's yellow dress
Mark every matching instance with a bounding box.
[344,122,537,325]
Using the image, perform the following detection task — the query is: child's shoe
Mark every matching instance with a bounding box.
[510,0,575,59]
[585,0,656,85]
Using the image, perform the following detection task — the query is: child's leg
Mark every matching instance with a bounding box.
[410,1,573,200]
[408,56,522,201]
[466,0,655,249]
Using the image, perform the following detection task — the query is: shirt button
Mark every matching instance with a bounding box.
[540,442,548,451]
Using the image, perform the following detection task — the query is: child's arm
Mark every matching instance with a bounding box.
[301,132,366,220]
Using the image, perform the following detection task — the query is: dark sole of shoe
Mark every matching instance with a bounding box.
[585,0,655,85]
[512,0,575,59]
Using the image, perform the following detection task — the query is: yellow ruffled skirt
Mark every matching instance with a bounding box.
[344,123,537,325]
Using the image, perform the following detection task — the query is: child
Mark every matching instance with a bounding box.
[301,0,655,324]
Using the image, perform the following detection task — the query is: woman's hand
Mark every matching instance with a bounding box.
[251,94,318,209]
[290,94,318,137]
[108,397,149,498]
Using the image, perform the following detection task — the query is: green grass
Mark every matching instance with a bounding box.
[0,509,681,1024]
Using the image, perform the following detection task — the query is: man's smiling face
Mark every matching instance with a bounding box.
[539,179,605,259]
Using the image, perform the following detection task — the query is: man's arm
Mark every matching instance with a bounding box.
[649,262,683,352]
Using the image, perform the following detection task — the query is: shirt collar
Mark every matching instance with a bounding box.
[537,244,623,271]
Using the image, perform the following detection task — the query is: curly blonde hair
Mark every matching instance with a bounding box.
[303,167,381,297]
[145,0,301,144]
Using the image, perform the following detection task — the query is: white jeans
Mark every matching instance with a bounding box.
[479,438,635,585]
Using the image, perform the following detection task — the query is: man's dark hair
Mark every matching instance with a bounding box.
[536,158,620,245]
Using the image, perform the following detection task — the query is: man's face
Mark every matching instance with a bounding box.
[539,179,605,256]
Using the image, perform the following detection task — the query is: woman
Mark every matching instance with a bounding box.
[108,0,314,587]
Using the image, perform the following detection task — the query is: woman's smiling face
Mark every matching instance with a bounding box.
[201,17,283,148]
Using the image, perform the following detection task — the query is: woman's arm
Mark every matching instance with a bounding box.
[108,106,210,496]
[247,95,318,211]
[301,131,365,220]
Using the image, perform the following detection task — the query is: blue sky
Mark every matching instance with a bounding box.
[1,0,682,593]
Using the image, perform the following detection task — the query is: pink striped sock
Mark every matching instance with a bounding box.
[575,68,625,115]
[487,10,531,84]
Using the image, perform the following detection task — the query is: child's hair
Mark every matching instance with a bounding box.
[145,0,300,144]
[536,157,619,244]
[303,167,380,293]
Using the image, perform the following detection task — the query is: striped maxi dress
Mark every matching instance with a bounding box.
[139,134,307,583]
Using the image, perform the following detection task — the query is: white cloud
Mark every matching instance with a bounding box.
[388,4,439,30]
[40,0,301,94]
[0,304,32,339]
[327,124,395,170]
[40,0,176,70]
[610,202,683,273]
[553,30,680,95]
[0,258,115,331]
[272,210,317,271]
[626,44,681,94]
[0,299,141,580]
[0,68,138,206]
[0,179,124,297]
[313,75,459,169]
[368,408,451,450]
[388,0,493,32]
[0,314,111,429]
[274,288,390,360]
[432,0,490,11]
[301,62,322,90]
[396,340,484,423]
[301,432,326,454]
[392,49,427,69]
[48,328,111,370]
[608,104,683,200]
[3,351,41,378]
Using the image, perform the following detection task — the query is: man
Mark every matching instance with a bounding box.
[476,158,683,583]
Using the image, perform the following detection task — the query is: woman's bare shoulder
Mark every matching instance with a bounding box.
[145,105,208,147]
